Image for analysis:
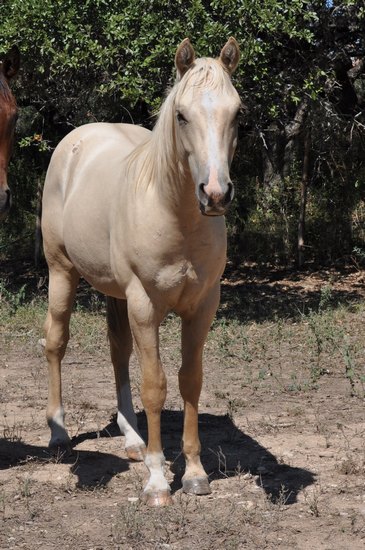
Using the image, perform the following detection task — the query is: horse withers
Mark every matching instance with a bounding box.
[42,38,241,506]
[0,46,20,220]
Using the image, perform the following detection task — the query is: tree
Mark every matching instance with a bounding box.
[0,0,364,265]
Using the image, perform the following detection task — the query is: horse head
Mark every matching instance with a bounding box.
[0,46,20,220]
[174,38,241,216]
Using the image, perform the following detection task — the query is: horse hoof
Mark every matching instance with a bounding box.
[126,445,146,462]
[142,490,173,507]
[182,477,211,495]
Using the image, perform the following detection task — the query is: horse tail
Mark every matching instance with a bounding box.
[106,296,131,346]
[106,296,120,337]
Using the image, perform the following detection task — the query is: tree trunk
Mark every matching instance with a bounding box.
[34,177,43,267]
[297,129,311,268]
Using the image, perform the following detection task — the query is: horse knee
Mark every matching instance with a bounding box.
[45,329,69,360]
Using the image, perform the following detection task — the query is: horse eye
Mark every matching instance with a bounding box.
[176,111,188,125]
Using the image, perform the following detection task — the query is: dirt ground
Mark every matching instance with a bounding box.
[1,263,365,549]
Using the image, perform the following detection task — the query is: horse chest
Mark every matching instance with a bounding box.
[155,260,199,292]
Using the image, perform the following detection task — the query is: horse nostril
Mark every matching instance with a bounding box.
[198,183,209,206]
[224,182,233,205]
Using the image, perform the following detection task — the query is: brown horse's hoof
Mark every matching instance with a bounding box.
[142,490,173,507]
[182,477,211,495]
[126,444,146,462]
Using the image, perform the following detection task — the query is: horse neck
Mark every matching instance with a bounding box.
[135,117,202,225]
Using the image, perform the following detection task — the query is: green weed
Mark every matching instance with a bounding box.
[0,278,27,314]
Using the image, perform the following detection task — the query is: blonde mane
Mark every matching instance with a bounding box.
[127,57,235,190]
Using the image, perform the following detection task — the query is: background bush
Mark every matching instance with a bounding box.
[1,0,364,266]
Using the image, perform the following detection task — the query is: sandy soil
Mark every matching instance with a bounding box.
[1,264,364,549]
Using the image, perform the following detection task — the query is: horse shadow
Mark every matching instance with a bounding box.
[1,410,314,504]
[147,410,315,504]
[0,436,129,489]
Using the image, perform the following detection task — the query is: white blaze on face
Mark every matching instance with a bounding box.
[201,90,222,197]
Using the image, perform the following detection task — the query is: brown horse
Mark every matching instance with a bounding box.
[0,46,20,220]
[42,38,241,505]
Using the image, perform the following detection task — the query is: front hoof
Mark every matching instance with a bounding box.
[126,444,146,462]
[182,477,211,495]
[142,490,173,507]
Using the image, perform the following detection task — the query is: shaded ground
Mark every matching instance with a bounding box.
[0,263,364,549]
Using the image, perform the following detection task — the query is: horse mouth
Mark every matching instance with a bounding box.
[199,203,227,217]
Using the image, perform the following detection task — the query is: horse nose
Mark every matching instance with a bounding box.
[198,181,234,212]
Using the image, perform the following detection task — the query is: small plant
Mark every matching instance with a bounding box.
[112,501,144,545]
[342,340,356,397]
[209,445,229,478]
[352,246,365,267]
[215,318,232,356]
[303,485,321,517]
[318,284,333,312]
[0,489,6,515]
[0,279,27,314]
[2,418,22,443]
[20,477,32,498]
[19,133,52,152]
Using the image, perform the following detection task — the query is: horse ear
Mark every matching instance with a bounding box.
[2,46,20,80]
[219,37,240,75]
[175,38,195,79]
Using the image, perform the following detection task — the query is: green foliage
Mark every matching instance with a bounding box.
[0,278,27,314]
[0,1,364,264]
[0,0,319,128]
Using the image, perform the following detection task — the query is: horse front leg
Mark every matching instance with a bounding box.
[179,285,220,495]
[127,293,171,506]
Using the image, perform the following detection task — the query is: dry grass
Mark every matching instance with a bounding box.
[1,269,365,548]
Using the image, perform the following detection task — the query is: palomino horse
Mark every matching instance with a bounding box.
[0,46,20,220]
[42,38,241,506]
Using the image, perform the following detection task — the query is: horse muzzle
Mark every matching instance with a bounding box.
[0,188,11,220]
[198,181,234,217]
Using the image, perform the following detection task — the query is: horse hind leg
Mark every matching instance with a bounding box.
[45,264,79,452]
[107,297,146,461]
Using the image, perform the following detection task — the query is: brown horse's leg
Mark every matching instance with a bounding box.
[179,285,220,495]
[127,293,171,506]
[45,265,79,451]
[106,297,146,461]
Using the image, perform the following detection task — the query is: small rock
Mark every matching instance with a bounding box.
[238,500,255,510]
